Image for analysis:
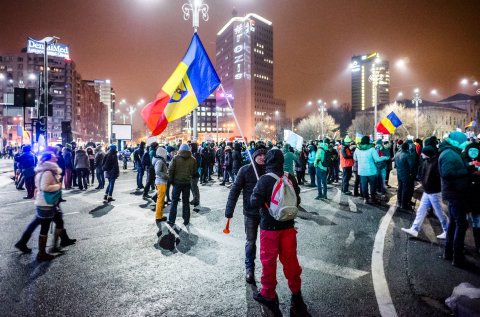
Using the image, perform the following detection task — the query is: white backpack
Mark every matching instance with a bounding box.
[265,172,298,221]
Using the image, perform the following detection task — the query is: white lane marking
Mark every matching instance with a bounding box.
[298,255,369,280]
[372,205,398,317]
[348,197,358,213]
[423,218,437,243]
[333,187,342,204]
[345,230,355,247]
[63,212,80,216]
[4,200,32,206]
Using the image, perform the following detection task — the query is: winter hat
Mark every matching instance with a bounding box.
[343,136,352,144]
[109,144,117,152]
[323,138,331,145]
[401,143,410,151]
[252,145,267,160]
[421,145,437,157]
[375,139,383,146]
[397,139,404,145]
[446,131,468,150]
[40,151,55,163]
[407,135,414,141]
[179,144,190,152]
[360,136,370,145]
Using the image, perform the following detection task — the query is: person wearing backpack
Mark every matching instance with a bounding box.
[250,149,310,317]
[353,136,390,204]
[225,145,267,284]
[314,139,331,200]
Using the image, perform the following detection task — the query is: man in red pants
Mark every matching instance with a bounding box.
[250,149,310,316]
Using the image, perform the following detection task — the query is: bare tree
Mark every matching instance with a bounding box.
[254,122,275,140]
[296,113,339,141]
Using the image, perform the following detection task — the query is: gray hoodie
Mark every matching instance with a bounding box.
[153,147,169,185]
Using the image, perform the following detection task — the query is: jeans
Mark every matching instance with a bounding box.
[223,169,234,183]
[89,168,95,185]
[136,165,144,189]
[315,168,328,198]
[377,168,386,194]
[445,199,469,260]
[18,210,64,244]
[190,176,200,205]
[95,168,105,188]
[64,168,72,189]
[76,168,89,190]
[24,176,35,198]
[341,167,352,193]
[245,216,260,271]
[259,228,302,299]
[353,171,361,196]
[412,192,448,232]
[308,163,316,186]
[168,183,191,224]
[360,175,377,199]
[105,177,116,196]
[397,178,410,208]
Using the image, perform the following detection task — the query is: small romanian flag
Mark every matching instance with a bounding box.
[376,111,403,135]
[465,120,477,128]
[141,33,221,136]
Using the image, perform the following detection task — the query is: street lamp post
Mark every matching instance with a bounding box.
[413,88,422,139]
[182,0,209,141]
[317,100,325,139]
[38,36,59,145]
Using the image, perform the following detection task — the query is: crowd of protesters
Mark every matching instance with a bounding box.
[5,128,480,315]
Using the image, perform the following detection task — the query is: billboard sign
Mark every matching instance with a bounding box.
[27,38,70,59]
[111,124,132,140]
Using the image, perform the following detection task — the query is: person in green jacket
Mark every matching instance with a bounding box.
[283,143,298,176]
[314,139,330,200]
[167,144,197,226]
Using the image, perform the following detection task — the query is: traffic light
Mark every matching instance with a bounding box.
[39,94,53,117]
[13,88,36,107]
[35,117,47,141]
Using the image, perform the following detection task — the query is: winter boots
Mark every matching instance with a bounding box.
[37,235,54,261]
[49,229,64,253]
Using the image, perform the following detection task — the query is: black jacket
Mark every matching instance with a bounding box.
[395,150,414,181]
[232,148,243,172]
[419,155,441,194]
[250,149,301,230]
[102,151,120,179]
[225,161,265,219]
[439,142,474,200]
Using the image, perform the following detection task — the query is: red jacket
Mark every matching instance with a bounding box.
[340,145,354,168]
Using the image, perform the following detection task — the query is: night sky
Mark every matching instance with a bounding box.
[1,0,479,127]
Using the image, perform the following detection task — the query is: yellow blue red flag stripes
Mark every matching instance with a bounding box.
[465,120,477,128]
[141,33,221,136]
[376,111,402,134]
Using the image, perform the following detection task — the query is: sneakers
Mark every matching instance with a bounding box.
[343,191,352,195]
[436,232,447,239]
[314,195,323,200]
[401,227,419,238]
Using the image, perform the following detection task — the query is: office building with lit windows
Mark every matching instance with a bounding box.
[216,13,286,140]
[351,53,390,116]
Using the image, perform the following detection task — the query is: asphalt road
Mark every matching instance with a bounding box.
[0,159,479,317]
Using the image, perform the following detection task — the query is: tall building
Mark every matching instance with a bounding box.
[216,13,286,140]
[87,79,115,142]
[0,47,108,146]
[351,52,390,115]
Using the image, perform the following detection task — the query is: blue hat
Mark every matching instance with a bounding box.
[109,144,117,152]
[446,131,468,150]
[179,144,190,152]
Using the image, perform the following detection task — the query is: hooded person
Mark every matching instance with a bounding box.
[74,146,89,190]
[314,139,329,200]
[94,145,106,189]
[306,144,317,187]
[282,143,298,175]
[17,144,37,199]
[401,145,448,239]
[439,131,476,268]
[464,142,480,254]
[220,145,234,185]
[153,147,169,223]
[353,136,390,204]
[102,144,120,202]
[249,149,309,316]
[167,143,197,226]
[225,145,268,284]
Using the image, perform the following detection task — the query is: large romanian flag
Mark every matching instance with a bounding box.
[465,120,477,128]
[141,33,220,136]
[376,111,403,134]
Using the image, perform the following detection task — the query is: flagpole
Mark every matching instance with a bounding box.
[182,0,210,140]
[219,84,259,180]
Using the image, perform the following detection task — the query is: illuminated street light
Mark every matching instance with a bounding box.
[430,89,438,96]
[397,92,403,98]
[274,110,279,116]
[412,88,422,139]
[332,99,338,106]
[0,74,5,80]
[395,59,406,69]
[460,78,469,86]
[28,73,36,80]
[474,81,479,86]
